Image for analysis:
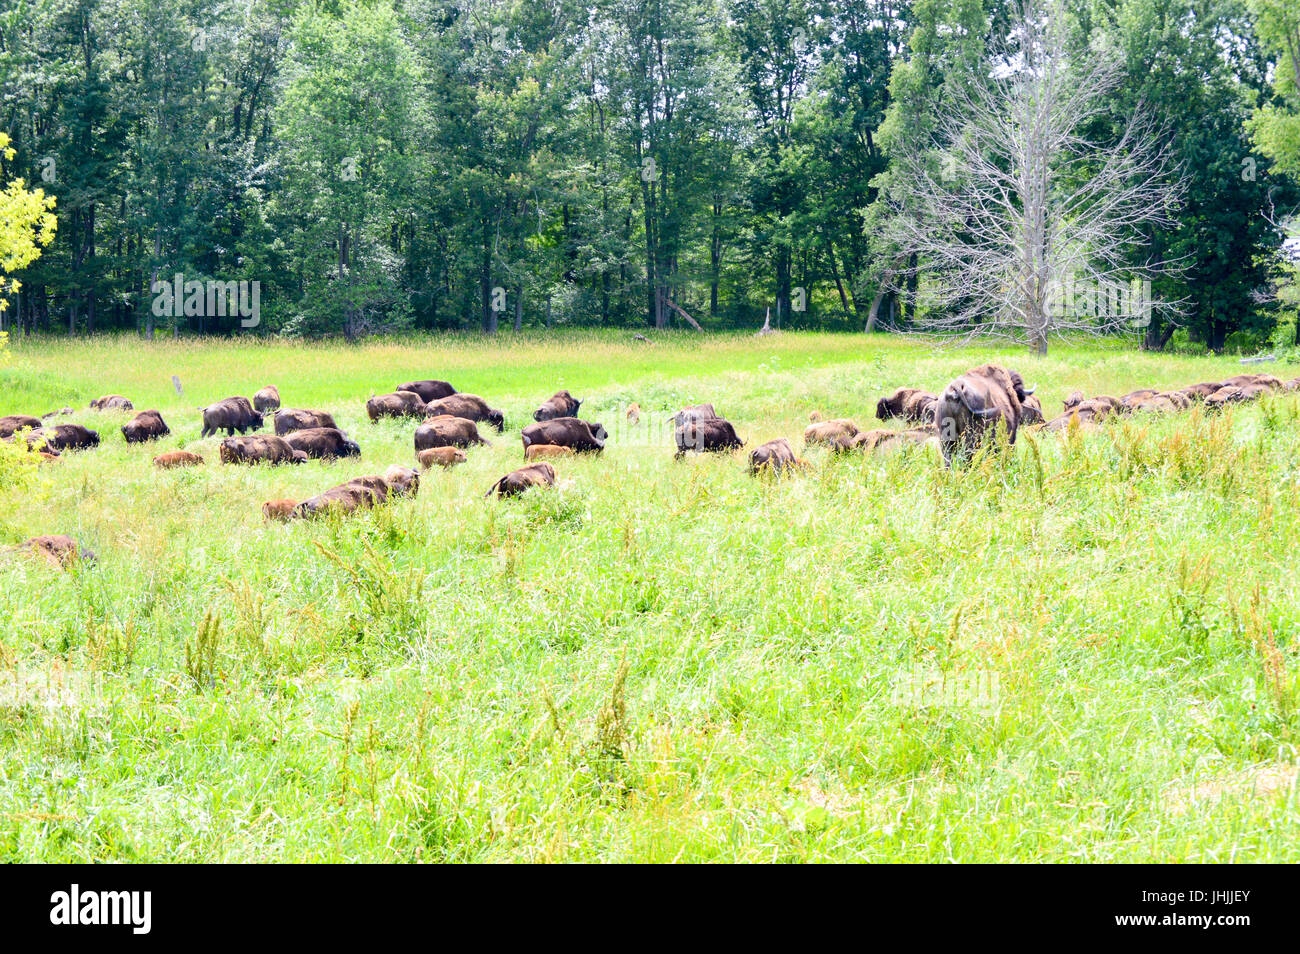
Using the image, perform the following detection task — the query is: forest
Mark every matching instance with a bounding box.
[2,0,1299,349]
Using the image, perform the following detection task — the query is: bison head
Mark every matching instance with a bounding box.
[486,410,505,432]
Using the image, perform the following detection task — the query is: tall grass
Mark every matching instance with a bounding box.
[0,332,1296,861]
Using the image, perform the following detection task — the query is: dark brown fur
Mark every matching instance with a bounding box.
[486,462,557,498]
[520,418,606,453]
[414,414,491,450]
[122,409,170,443]
[424,394,505,431]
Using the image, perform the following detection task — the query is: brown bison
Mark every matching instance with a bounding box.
[533,390,582,422]
[15,534,95,569]
[525,443,575,461]
[293,467,420,518]
[262,499,298,521]
[202,397,264,437]
[1205,383,1272,409]
[417,446,468,469]
[24,423,100,452]
[253,385,281,412]
[0,414,41,439]
[520,418,606,454]
[1130,391,1192,414]
[804,419,861,451]
[1220,373,1283,391]
[627,402,641,425]
[748,438,803,475]
[90,394,133,411]
[849,428,937,452]
[1119,388,1161,409]
[153,450,204,469]
[397,380,457,402]
[366,391,427,422]
[283,427,361,460]
[486,462,557,498]
[122,409,170,443]
[1177,382,1224,402]
[1020,394,1045,425]
[675,418,743,458]
[1044,398,1116,432]
[275,408,338,436]
[934,364,1033,464]
[876,388,937,424]
[669,404,719,427]
[219,434,306,465]
[424,393,505,431]
[414,415,491,451]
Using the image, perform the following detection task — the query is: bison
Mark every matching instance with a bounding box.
[1220,373,1282,391]
[397,380,457,403]
[254,385,281,412]
[803,419,861,451]
[675,418,743,458]
[90,394,133,411]
[293,467,420,519]
[525,443,575,461]
[275,408,338,436]
[24,423,100,452]
[1020,394,1045,425]
[202,397,264,437]
[1177,382,1224,402]
[1205,383,1272,409]
[423,394,505,432]
[627,402,641,426]
[486,462,557,498]
[414,414,491,451]
[262,499,298,521]
[283,427,360,460]
[876,388,937,424]
[219,434,306,465]
[122,409,170,443]
[417,446,468,469]
[366,391,427,422]
[849,428,937,453]
[15,534,95,569]
[0,414,41,439]
[748,438,803,475]
[520,417,606,454]
[153,450,204,469]
[533,390,582,422]
[934,364,1033,464]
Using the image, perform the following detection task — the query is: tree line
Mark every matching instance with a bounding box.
[1,0,1298,350]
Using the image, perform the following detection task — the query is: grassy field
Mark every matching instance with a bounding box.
[1,330,1298,862]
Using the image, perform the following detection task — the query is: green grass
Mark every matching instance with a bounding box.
[1,330,1297,861]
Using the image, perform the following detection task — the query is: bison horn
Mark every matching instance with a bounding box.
[1024,383,1037,396]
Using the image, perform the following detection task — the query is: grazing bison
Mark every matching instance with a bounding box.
[417,446,468,469]
[397,380,457,402]
[366,391,427,422]
[414,414,491,451]
[486,462,557,498]
[1020,394,1045,425]
[90,394,133,411]
[384,466,420,497]
[669,404,718,427]
[122,409,170,443]
[262,499,297,521]
[24,423,100,452]
[15,534,95,569]
[275,408,338,436]
[424,394,505,431]
[283,427,361,460]
[934,364,1033,464]
[154,450,204,469]
[0,414,42,439]
[1205,383,1272,409]
[876,388,937,424]
[675,418,743,458]
[520,418,606,454]
[253,385,281,413]
[202,397,264,437]
[804,418,861,451]
[533,390,582,422]
[219,434,306,465]
[525,443,575,461]
[748,438,803,475]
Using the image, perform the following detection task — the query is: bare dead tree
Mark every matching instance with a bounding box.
[884,0,1184,354]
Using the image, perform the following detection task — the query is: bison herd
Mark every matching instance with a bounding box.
[4,361,1300,568]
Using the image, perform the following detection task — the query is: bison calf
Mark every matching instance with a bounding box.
[524,443,575,461]
[16,534,95,569]
[417,446,468,469]
[262,499,298,521]
[804,419,861,451]
[154,450,204,469]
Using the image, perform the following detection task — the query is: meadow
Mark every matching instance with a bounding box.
[1,330,1298,862]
